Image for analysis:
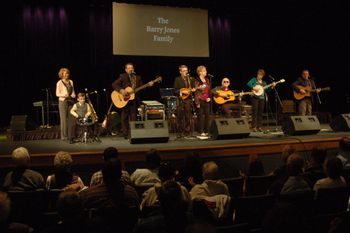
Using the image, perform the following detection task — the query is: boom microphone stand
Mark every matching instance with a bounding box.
[269,76,283,132]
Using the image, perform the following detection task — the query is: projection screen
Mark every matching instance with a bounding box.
[112,3,209,57]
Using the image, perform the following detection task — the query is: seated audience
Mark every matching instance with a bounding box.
[2,147,45,191]
[304,147,327,186]
[133,180,194,233]
[336,136,350,168]
[141,162,191,211]
[90,147,130,186]
[42,190,92,233]
[190,161,229,199]
[313,156,347,196]
[269,153,311,195]
[262,202,308,233]
[175,152,203,191]
[46,151,85,191]
[241,154,265,176]
[80,159,139,233]
[130,149,161,186]
[271,145,296,179]
[0,191,34,233]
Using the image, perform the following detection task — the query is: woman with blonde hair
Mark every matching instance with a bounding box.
[56,68,76,142]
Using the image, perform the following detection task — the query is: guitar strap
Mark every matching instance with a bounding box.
[61,80,73,96]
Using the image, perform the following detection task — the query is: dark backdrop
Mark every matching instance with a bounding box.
[2,0,350,128]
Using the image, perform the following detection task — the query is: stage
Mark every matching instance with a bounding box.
[0,124,349,168]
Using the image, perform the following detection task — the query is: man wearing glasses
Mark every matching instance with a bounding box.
[211,77,243,118]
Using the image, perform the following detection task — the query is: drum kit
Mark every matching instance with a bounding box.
[76,117,94,143]
[159,88,177,119]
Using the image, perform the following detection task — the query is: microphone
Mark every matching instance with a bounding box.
[207,74,214,78]
[131,71,136,76]
[268,75,275,81]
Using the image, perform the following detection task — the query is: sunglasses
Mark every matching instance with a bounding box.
[223,81,230,83]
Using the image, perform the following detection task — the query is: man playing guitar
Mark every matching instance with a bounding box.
[212,77,246,118]
[292,69,320,116]
[112,63,153,139]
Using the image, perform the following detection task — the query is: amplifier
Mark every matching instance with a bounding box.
[142,101,165,120]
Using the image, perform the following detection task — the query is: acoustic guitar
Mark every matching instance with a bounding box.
[293,85,330,100]
[252,79,285,97]
[213,90,252,104]
[111,76,162,108]
[179,84,206,100]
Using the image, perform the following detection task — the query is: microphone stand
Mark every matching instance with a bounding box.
[310,77,322,105]
[272,80,283,132]
[45,88,52,128]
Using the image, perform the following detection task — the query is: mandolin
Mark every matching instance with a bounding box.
[179,84,206,100]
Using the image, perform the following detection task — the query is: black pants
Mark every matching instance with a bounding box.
[121,101,137,137]
[177,98,193,136]
[196,100,210,134]
[251,97,265,128]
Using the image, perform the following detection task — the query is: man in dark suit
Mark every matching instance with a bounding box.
[112,63,153,138]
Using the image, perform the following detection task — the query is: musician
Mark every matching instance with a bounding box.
[173,64,196,138]
[247,69,275,132]
[70,92,92,143]
[292,69,320,116]
[195,65,211,137]
[211,77,243,118]
[56,67,76,141]
[112,63,153,139]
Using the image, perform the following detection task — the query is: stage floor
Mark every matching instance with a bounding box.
[1,124,349,158]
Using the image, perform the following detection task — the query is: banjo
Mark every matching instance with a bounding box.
[252,79,285,97]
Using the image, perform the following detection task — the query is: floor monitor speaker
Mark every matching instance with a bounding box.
[129,120,169,144]
[282,115,320,135]
[210,117,250,140]
[330,114,350,131]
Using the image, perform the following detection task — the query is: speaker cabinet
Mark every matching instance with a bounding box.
[10,115,36,131]
[129,120,169,144]
[210,117,250,140]
[330,114,350,131]
[282,115,320,135]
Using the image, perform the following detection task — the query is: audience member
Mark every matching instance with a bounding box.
[0,191,33,233]
[90,147,130,186]
[2,147,44,191]
[134,180,194,233]
[313,156,347,196]
[271,145,296,179]
[42,190,92,233]
[262,202,308,233]
[336,136,350,168]
[46,151,85,191]
[130,149,161,186]
[241,154,265,177]
[175,152,203,191]
[80,159,139,233]
[190,161,229,199]
[269,153,311,195]
[141,162,191,211]
[304,147,327,186]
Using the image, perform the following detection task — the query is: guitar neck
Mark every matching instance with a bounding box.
[134,83,149,93]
